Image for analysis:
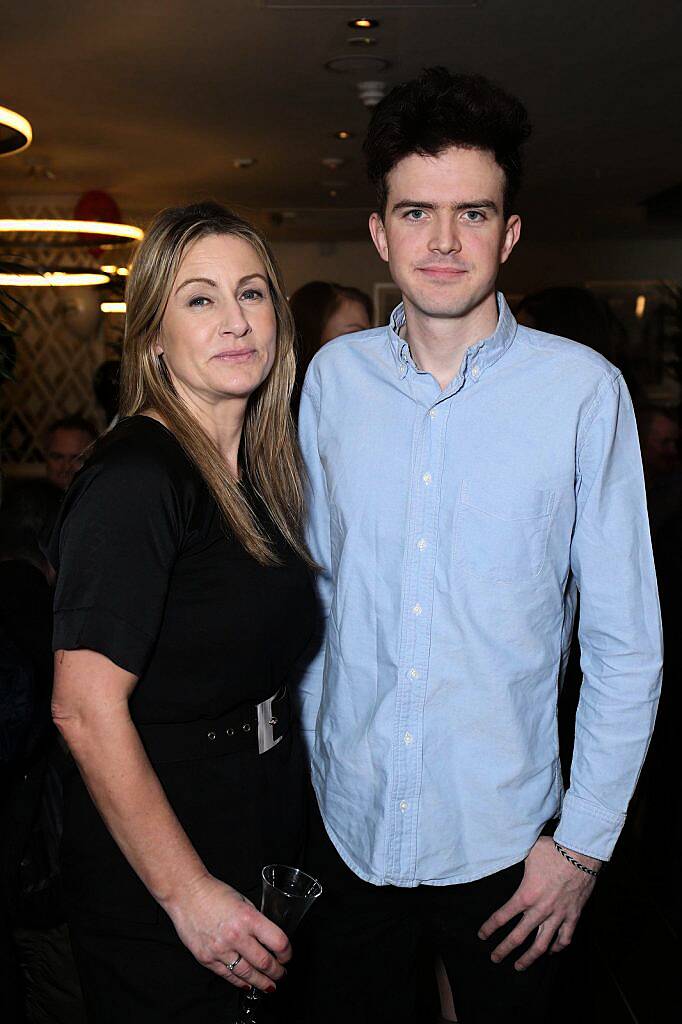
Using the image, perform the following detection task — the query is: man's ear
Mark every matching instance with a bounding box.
[500,214,521,266]
[369,212,389,263]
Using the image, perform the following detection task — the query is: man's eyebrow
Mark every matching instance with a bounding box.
[391,200,436,212]
[455,199,498,212]
[390,198,499,213]
[175,276,217,295]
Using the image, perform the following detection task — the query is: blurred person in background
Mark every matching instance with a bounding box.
[0,477,84,1023]
[93,359,122,430]
[290,281,372,411]
[636,404,680,538]
[43,416,97,492]
[634,403,681,919]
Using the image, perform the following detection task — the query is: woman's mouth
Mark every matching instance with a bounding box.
[211,348,257,363]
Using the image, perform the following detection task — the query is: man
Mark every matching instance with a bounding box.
[296,69,662,1024]
[43,416,97,492]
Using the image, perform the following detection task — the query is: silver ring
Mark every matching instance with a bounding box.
[227,955,242,972]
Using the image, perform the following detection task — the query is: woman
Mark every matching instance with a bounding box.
[49,202,317,1022]
[290,280,372,411]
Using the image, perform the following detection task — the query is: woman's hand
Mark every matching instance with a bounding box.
[166,874,292,992]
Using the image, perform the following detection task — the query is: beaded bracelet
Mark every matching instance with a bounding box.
[553,841,601,878]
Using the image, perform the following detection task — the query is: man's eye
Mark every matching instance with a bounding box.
[406,210,425,220]
[464,210,484,222]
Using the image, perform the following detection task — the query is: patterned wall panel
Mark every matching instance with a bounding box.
[1,198,130,473]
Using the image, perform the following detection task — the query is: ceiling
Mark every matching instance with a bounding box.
[1,0,681,241]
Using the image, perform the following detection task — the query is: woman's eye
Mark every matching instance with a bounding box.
[240,288,263,301]
[188,295,211,307]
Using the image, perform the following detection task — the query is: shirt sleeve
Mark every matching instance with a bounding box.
[293,373,333,755]
[52,450,183,677]
[554,372,663,861]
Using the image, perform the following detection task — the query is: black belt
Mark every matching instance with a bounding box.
[137,686,290,765]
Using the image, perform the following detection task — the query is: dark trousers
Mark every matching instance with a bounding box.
[68,908,254,1024]
[295,796,556,1024]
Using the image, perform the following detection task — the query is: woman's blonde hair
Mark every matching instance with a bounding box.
[120,201,313,567]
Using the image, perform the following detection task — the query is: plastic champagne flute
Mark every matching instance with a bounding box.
[236,864,322,1024]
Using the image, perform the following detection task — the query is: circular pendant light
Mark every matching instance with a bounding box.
[0,219,144,248]
[0,267,111,287]
[0,104,33,158]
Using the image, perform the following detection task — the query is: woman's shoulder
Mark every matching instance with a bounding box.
[49,418,199,567]
[84,416,197,491]
[59,416,205,529]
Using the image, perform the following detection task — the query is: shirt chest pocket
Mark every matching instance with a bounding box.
[453,479,555,583]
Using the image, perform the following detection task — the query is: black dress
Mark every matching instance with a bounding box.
[49,416,316,1022]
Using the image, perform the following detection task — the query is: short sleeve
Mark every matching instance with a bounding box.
[51,446,184,676]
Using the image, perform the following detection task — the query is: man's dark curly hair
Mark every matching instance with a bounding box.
[363,68,532,219]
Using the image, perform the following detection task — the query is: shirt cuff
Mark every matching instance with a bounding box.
[554,790,626,862]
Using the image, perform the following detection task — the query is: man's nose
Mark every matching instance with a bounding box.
[429,215,462,255]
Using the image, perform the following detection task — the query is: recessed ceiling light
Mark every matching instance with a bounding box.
[101,301,127,314]
[334,130,354,141]
[348,18,378,29]
[347,36,377,47]
[325,55,389,74]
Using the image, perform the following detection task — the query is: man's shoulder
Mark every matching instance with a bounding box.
[514,324,621,386]
[308,326,388,378]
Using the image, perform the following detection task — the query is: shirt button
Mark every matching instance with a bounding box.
[422,472,432,485]
[399,800,409,812]
[404,731,413,745]
[417,537,427,551]
[412,602,423,616]
[408,667,419,679]
[429,408,437,419]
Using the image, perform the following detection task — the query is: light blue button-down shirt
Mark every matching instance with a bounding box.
[296,294,662,887]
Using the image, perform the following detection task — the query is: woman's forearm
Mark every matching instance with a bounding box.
[53,655,209,912]
[52,649,289,993]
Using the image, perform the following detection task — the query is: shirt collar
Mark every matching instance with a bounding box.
[387,291,517,379]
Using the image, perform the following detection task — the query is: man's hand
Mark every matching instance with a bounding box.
[477,837,599,971]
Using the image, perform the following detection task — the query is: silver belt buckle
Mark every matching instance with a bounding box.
[256,687,284,755]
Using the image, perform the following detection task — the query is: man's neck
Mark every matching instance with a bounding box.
[401,291,499,391]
